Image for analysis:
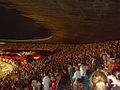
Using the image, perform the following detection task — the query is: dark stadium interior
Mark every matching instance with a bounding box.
[1,1,120,90]
[0,7,52,40]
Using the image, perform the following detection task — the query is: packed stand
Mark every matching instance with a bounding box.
[0,40,120,90]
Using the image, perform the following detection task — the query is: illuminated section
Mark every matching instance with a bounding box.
[0,61,15,78]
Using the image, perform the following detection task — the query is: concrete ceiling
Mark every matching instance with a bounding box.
[0,0,120,44]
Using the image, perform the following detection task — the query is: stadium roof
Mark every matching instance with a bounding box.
[0,0,120,44]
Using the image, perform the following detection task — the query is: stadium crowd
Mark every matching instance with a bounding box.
[0,40,120,90]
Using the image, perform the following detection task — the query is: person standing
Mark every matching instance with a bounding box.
[42,72,50,90]
[79,63,86,81]
[72,66,82,90]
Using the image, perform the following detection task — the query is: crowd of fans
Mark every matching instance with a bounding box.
[0,40,120,90]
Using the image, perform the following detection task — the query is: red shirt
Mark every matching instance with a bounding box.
[111,62,118,70]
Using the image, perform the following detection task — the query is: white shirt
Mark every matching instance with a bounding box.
[72,71,81,79]
[108,75,120,86]
[72,71,81,85]
[42,76,50,90]
[80,64,86,77]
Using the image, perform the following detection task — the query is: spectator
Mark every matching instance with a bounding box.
[42,72,50,90]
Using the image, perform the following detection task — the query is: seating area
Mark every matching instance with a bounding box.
[0,48,56,67]
[0,40,120,90]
